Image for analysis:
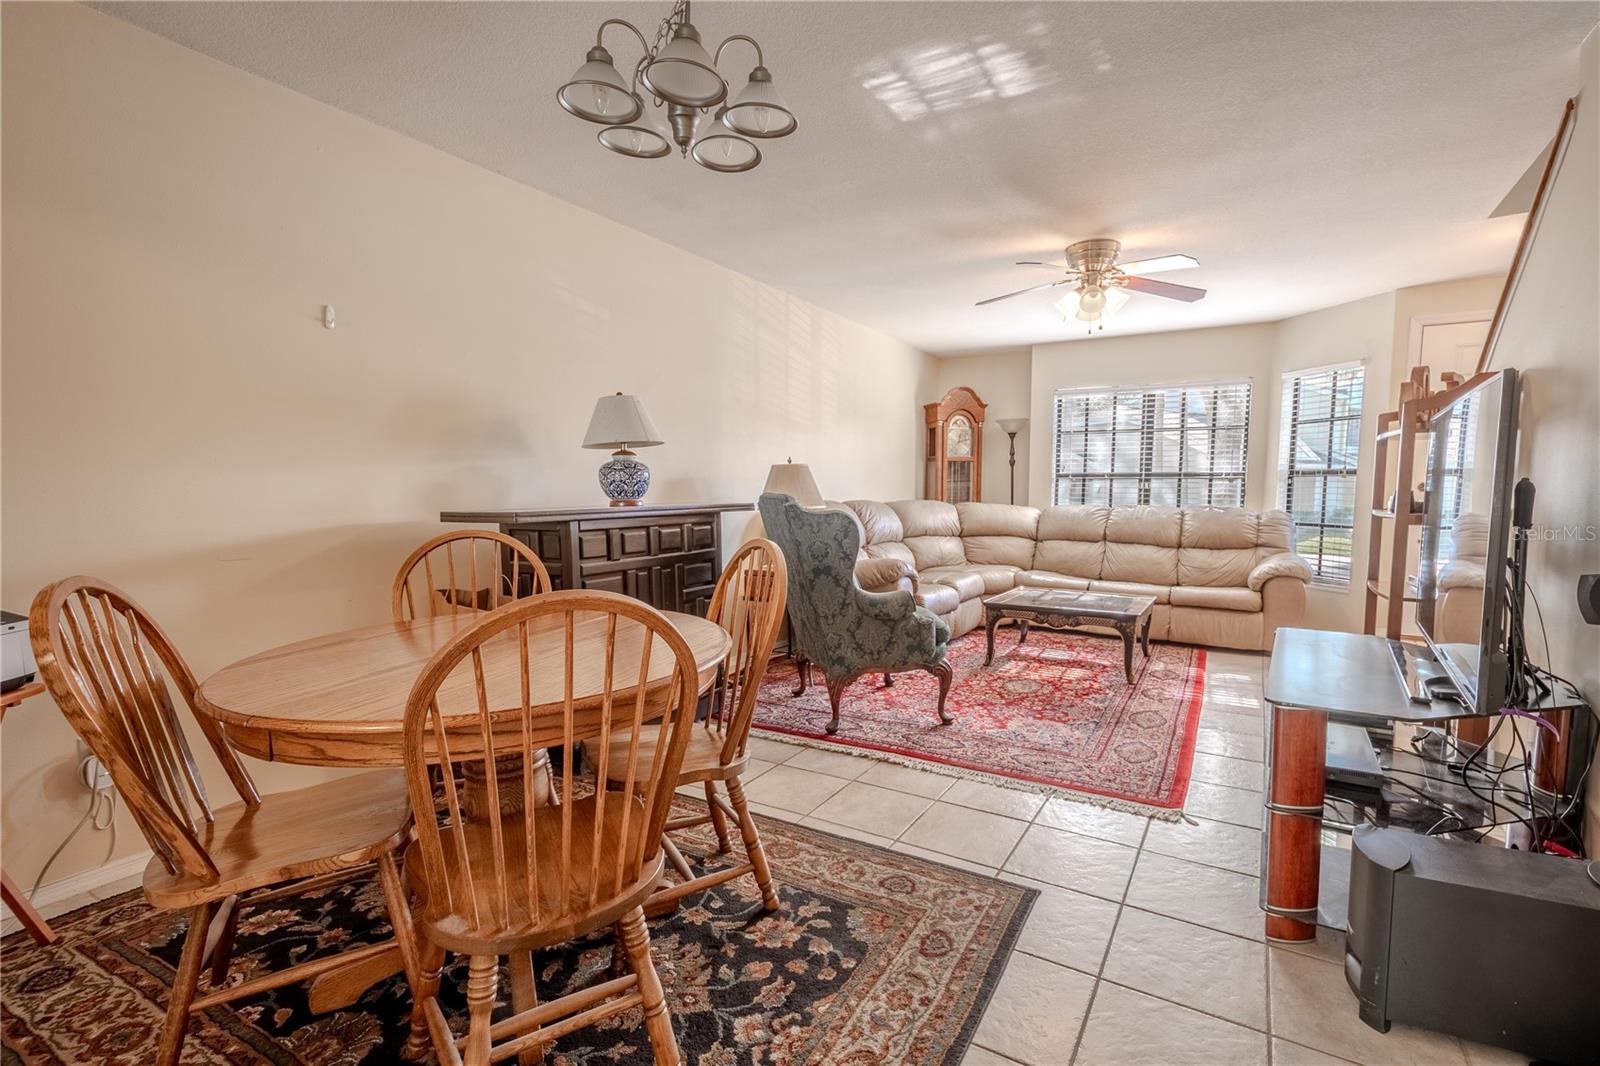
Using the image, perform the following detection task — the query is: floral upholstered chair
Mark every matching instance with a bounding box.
[758,492,955,735]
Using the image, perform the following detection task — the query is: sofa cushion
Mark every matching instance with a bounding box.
[1017,570,1092,591]
[957,503,1040,569]
[1101,506,1181,585]
[890,500,966,569]
[1088,579,1170,604]
[843,500,918,570]
[928,570,986,601]
[1169,585,1263,612]
[1453,513,1490,563]
[1257,510,1294,551]
[1168,605,1264,651]
[1032,505,1110,579]
[846,499,904,547]
[922,564,1019,596]
[914,582,960,615]
[1177,508,1261,588]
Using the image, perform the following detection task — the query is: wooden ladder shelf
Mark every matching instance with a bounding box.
[1362,366,1495,639]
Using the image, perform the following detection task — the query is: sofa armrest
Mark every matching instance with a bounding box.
[855,557,918,594]
[1247,552,1314,591]
[1438,559,1486,592]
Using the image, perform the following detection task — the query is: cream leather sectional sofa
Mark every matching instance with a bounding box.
[843,500,1314,652]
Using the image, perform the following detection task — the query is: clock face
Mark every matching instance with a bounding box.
[947,415,974,457]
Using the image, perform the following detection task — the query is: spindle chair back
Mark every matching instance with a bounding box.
[31,577,257,880]
[702,539,788,766]
[402,589,698,1066]
[583,539,788,915]
[29,577,418,1066]
[392,529,552,623]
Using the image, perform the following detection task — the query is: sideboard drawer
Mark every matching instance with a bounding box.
[442,503,752,619]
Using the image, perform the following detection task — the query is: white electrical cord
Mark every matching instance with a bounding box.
[29,755,118,900]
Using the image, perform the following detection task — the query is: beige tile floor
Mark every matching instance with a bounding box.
[8,651,1529,1065]
[733,649,1526,1066]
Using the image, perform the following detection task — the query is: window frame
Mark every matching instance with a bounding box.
[1050,379,1253,509]
[1276,360,1366,587]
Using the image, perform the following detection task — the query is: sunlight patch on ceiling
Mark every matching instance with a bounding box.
[858,35,1057,123]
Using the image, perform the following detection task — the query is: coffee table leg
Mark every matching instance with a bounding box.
[1017,620,1029,645]
[1141,614,1152,658]
[1121,622,1136,683]
[984,613,1000,665]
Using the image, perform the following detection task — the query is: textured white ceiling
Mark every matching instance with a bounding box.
[98,2,1598,354]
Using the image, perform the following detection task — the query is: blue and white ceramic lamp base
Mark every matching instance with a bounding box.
[599,450,651,506]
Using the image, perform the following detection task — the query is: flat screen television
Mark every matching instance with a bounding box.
[1415,368,1519,716]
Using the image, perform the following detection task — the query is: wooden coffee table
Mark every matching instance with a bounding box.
[983,586,1155,683]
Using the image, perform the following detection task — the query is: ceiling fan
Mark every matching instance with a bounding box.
[976,238,1206,329]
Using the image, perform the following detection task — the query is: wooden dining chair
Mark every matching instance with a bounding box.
[392,530,552,623]
[583,539,788,912]
[402,590,701,1066]
[29,577,422,1066]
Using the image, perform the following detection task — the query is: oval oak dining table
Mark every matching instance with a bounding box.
[195,608,732,1016]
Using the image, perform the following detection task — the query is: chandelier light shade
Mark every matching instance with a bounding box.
[557,1,797,173]
[556,45,641,125]
[640,24,726,108]
[691,121,761,173]
[598,100,673,158]
[722,66,797,138]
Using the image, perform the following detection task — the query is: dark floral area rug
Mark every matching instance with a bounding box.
[755,629,1206,818]
[1,806,1032,1065]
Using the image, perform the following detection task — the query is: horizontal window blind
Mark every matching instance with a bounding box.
[1433,393,1478,564]
[1052,381,1252,508]
[1278,362,1364,585]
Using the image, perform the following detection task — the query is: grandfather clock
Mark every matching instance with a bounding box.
[924,386,987,502]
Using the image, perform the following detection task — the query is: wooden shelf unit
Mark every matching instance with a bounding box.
[1362,367,1493,638]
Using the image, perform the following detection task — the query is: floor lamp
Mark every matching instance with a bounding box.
[997,418,1027,504]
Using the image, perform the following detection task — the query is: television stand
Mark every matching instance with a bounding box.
[1264,627,1588,943]
[1263,629,1491,942]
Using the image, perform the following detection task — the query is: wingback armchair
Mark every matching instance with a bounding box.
[758,492,955,735]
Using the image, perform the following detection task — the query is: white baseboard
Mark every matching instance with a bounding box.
[1,850,152,927]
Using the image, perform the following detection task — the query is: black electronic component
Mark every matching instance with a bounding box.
[1579,574,1600,624]
[1346,827,1600,1064]
[1512,476,1536,530]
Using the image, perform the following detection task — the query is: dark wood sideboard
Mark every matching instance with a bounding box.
[439,503,754,618]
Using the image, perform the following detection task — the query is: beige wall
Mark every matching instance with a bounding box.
[1490,28,1600,845]
[1264,292,1397,631]
[1028,323,1281,510]
[1017,280,1512,634]
[934,349,1032,505]
[0,4,934,893]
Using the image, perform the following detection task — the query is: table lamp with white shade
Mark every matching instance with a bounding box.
[762,459,823,508]
[583,393,663,506]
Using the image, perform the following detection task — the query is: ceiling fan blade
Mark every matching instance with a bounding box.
[1015,260,1074,270]
[1122,275,1207,303]
[976,280,1069,306]
[1116,253,1198,275]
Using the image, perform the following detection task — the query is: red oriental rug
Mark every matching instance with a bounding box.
[753,630,1206,819]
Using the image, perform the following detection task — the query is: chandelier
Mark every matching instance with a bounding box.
[557,1,798,174]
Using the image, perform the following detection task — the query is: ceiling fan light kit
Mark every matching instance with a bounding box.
[982,238,1207,333]
[558,2,797,174]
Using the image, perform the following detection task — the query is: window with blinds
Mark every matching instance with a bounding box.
[1051,381,1252,508]
[1277,362,1364,585]
[1433,394,1478,563]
